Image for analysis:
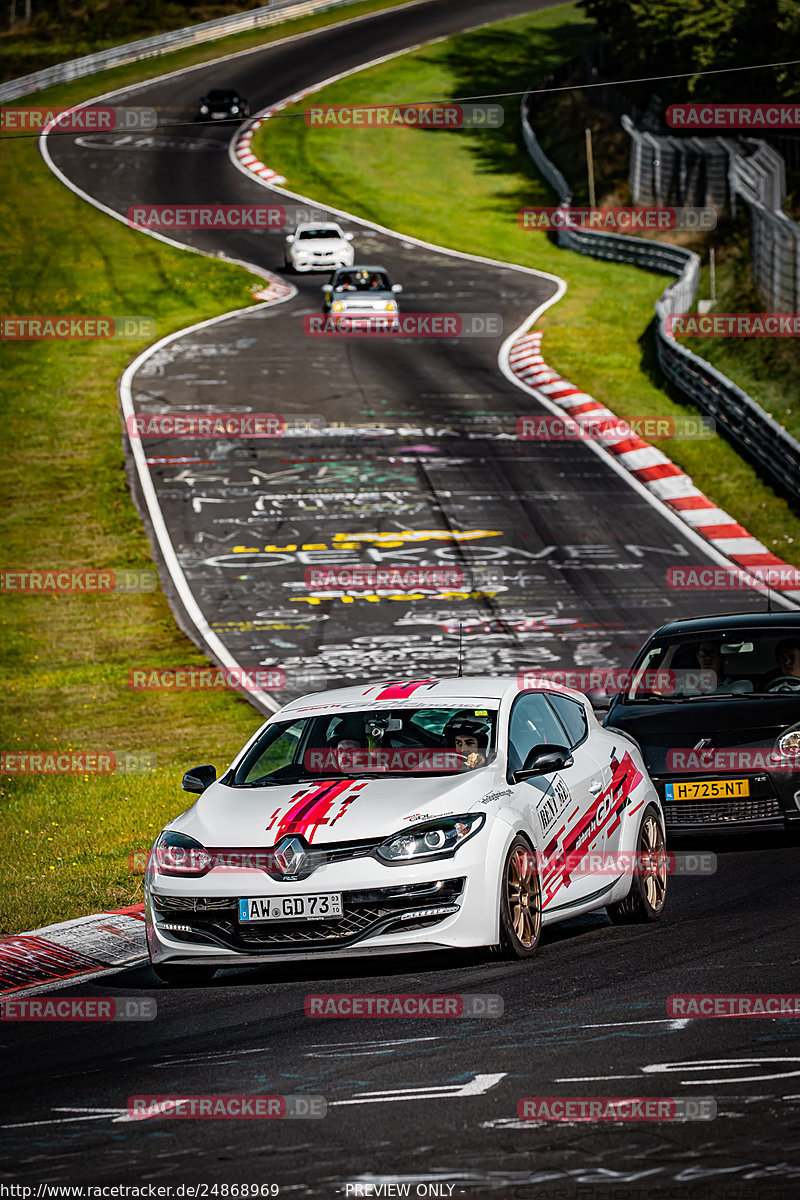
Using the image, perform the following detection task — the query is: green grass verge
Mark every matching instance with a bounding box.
[253,1,800,561]
[0,0,416,937]
[530,81,800,444]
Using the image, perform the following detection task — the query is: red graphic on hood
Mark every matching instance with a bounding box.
[540,748,643,905]
[266,779,370,844]
[366,679,439,700]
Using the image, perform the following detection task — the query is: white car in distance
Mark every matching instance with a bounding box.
[284,222,354,273]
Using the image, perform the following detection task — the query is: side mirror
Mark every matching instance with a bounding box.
[182,764,217,793]
[322,285,333,295]
[286,234,295,244]
[514,744,573,782]
[345,232,354,241]
[392,283,403,293]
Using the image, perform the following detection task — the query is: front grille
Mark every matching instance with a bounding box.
[664,795,782,825]
[153,895,235,912]
[153,879,464,953]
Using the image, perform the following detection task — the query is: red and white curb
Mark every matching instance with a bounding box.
[0,905,146,995]
[509,330,800,597]
[251,275,294,302]
[233,87,322,186]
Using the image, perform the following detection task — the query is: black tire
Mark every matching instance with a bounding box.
[607,803,668,924]
[151,962,216,986]
[491,836,542,959]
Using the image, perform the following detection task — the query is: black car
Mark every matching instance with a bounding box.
[197,89,250,122]
[604,612,800,835]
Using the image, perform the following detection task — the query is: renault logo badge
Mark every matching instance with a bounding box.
[272,836,307,877]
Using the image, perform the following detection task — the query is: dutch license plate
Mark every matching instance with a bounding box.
[238,893,343,923]
[665,778,751,801]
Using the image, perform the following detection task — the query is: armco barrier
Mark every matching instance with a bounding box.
[520,92,800,505]
[0,0,357,103]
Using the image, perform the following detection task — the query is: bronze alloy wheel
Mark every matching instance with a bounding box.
[639,812,668,913]
[608,803,668,924]
[494,836,542,958]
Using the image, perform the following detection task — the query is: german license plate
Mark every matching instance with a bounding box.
[665,778,750,801]
[238,893,343,923]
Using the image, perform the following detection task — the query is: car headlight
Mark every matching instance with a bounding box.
[777,728,800,757]
[377,814,484,863]
[385,301,397,312]
[230,106,240,114]
[155,831,212,876]
[332,301,344,312]
[199,105,209,115]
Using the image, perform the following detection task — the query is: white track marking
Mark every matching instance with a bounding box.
[329,1071,506,1105]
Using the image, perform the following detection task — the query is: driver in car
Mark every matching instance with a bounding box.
[327,719,366,770]
[444,714,492,770]
[767,637,800,692]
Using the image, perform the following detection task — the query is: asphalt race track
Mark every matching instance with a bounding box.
[3,834,800,1195]
[6,1,798,1195]
[42,0,776,710]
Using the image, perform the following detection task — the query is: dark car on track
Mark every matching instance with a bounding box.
[603,611,800,836]
[197,89,250,121]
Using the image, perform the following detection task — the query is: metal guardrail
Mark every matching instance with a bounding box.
[0,0,354,102]
[520,95,800,505]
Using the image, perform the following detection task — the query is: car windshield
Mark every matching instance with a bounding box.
[620,629,800,700]
[297,228,342,240]
[333,270,391,291]
[207,91,237,102]
[228,706,499,787]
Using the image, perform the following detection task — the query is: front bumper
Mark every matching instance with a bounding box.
[655,771,800,833]
[293,256,353,272]
[146,843,497,966]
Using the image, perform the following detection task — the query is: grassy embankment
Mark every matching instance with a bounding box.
[0,0,421,936]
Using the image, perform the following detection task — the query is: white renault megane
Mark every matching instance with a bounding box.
[146,677,667,983]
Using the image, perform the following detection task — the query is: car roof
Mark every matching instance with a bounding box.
[277,675,589,715]
[645,611,800,639]
[332,264,389,273]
